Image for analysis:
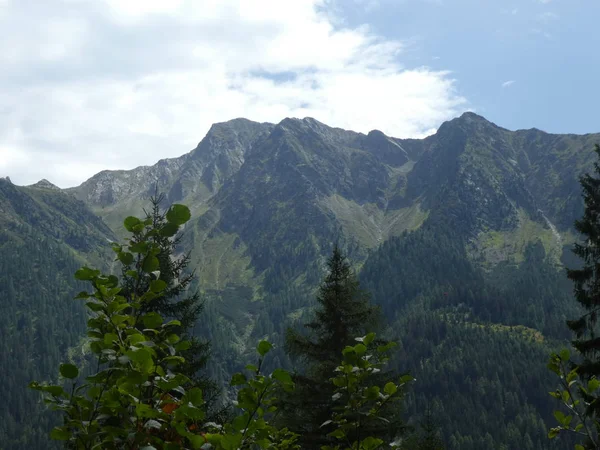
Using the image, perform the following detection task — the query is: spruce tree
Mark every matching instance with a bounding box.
[280,245,392,448]
[567,144,600,399]
[417,408,445,450]
[547,145,600,447]
[120,193,223,420]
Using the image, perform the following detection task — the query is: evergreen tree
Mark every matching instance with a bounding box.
[280,245,390,448]
[120,193,223,420]
[547,144,600,448]
[417,408,445,450]
[566,144,600,403]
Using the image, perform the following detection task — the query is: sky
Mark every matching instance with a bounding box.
[0,0,598,188]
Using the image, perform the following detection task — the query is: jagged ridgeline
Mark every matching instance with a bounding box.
[1,112,598,449]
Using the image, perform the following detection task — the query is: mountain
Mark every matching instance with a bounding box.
[2,112,598,449]
[0,178,117,449]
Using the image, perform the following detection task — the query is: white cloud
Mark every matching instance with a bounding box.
[501,80,516,88]
[0,0,467,187]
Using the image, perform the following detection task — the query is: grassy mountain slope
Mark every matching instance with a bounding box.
[4,112,599,449]
[0,178,116,449]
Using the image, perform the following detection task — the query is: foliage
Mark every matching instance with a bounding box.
[565,145,600,371]
[361,223,575,449]
[321,333,414,450]
[28,203,412,450]
[121,192,219,418]
[281,246,394,448]
[547,350,599,448]
[548,144,600,449]
[29,204,212,449]
[204,341,300,450]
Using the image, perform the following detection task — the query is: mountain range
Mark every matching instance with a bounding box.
[1,112,598,450]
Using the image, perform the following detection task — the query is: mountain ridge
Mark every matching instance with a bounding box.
[2,111,599,450]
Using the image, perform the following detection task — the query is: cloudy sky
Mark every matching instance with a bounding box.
[1,0,598,187]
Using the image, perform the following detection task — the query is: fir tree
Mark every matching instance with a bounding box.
[417,407,445,450]
[280,245,392,448]
[120,192,223,420]
[567,144,600,401]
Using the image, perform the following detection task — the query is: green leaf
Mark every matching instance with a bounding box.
[272,368,293,384]
[353,343,367,355]
[74,291,89,299]
[257,340,273,356]
[575,445,585,450]
[365,385,381,400]
[50,427,71,440]
[553,410,567,426]
[117,251,134,265]
[135,403,158,418]
[150,279,167,293]
[548,427,560,439]
[185,387,204,407]
[104,333,118,345]
[74,267,98,281]
[85,301,104,312]
[187,435,206,450]
[143,312,163,329]
[29,383,65,396]
[559,348,570,362]
[175,340,191,351]
[231,373,247,386]
[362,437,384,450]
[124,216,142,232]
[59,363,79,379]
[142,255,159,273]
[166,204,191,226]
[160,222,180,237]
[589,378,600,392]
[384,381,398,395]
[363,332,376,346]
[328,429,345,439]
[129,241,149,254]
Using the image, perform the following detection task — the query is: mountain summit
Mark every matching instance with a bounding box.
[2,112,599,450]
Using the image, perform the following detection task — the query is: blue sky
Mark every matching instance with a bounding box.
[0,0,598,187]
[339,0,600,134]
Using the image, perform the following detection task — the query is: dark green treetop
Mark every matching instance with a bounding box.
[281,245,399,448]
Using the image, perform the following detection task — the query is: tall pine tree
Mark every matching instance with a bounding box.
[566,143,600,416]
[279,245,393,448]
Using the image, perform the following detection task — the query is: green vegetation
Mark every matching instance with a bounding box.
[548,144,600,449]
[280,246,399,448]
[5,115,600,449]
[29,208,411,450]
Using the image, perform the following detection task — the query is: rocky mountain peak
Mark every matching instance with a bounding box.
[30,179,61,190]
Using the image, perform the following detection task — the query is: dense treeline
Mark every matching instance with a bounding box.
[28,205,416,450]
[1,192,585,449]
[358,222,577,449]
[0,226,88,449]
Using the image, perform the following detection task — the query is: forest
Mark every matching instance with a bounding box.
[3,143,600,449]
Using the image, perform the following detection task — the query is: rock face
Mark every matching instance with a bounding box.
[61,112,600,340]
[2,112,599,450]
[29,179,61,190]
[68,112,599,276]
